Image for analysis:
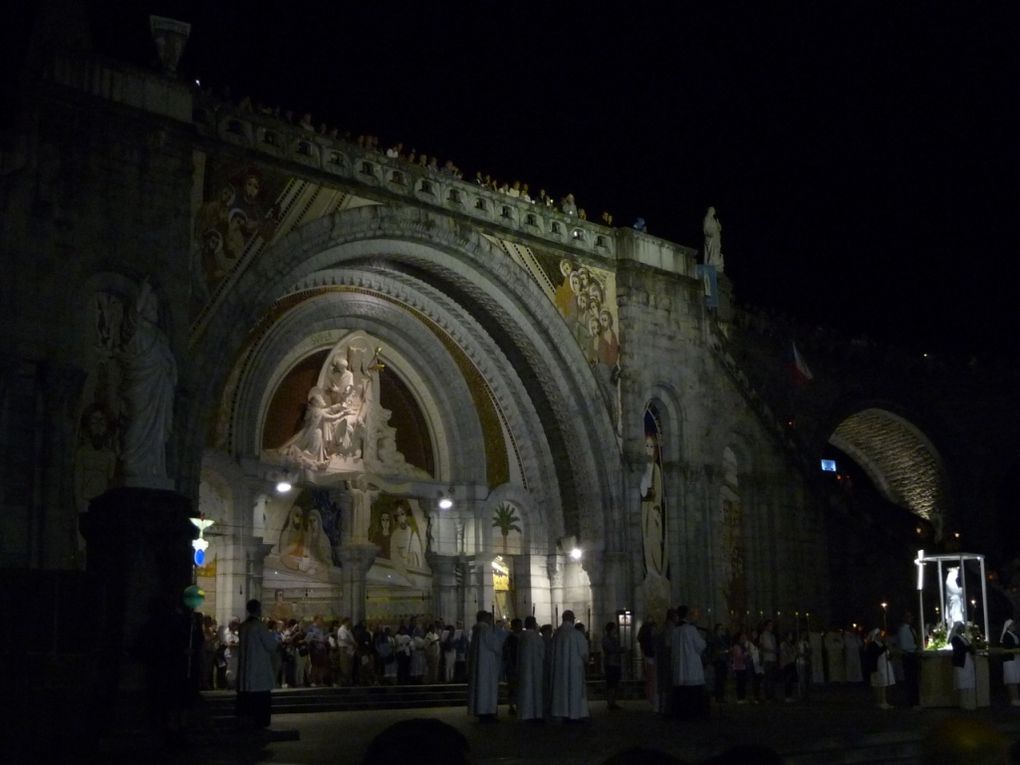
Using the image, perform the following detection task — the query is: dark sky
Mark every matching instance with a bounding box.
[26,3,1020,357]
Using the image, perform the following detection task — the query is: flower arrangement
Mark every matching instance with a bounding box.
[925,621,985,651]
[927,622,949,650]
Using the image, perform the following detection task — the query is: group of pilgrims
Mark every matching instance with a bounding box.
[465,606,1020,723]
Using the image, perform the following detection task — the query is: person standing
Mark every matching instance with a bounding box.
[824,626,846,684]
[759,620,778,701]
[780,631,798,703]
[1001,619,1020,707]
[950,622,977,710]
[602,622,625,711]
[517,616,546,722]
[844,626,864,684]
[236,599,279,729]
[796,631,812,701]
[550,610,590,722]
[467,611,502,722]
[655,609,678,715]
[637,616,657,708]
[731,631,750,704]
[504,618,523,716]
[896,611,921,708]
[671,605,707,720]
[865,628,895,709]
[708,624,729,704]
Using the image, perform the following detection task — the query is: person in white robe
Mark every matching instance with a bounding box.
[236,599,279,728]
[809,630,825,684]
[824,628,846,683]
[654,610,677,714]
[671,605,707,720]
[467,611,502,721]
[1000,619,1020,706]
[950,622,976,710]
[516,616,546,722]
[865,628,894,709]
[550,610,589,721]
[844,628,864,683]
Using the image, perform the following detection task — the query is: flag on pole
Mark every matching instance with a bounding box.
[788,341,814,384]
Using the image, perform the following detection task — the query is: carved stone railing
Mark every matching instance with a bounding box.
[41,49,701,278]
[191,96,699,277]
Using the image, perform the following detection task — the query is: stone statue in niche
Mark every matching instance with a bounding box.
[272,332,427,478]
[640,432,665,578]
[119,279,177,486]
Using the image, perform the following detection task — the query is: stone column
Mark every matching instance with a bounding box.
[214,532,246,624]
[78,486,193,730]
[472,553,497,617]
[547,554,564,623]
[246,542,275,605]
[428,553,459,625]
[337,544,378,624]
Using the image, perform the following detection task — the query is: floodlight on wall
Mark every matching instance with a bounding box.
[271,470,296,494]
[437,487,454,510]
[557,535,582,561]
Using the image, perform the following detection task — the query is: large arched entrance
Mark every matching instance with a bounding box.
[186,204,622,628]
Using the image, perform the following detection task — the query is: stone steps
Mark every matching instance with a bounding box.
[202,679,646,715]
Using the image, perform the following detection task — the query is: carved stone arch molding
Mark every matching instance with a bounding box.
[230,294,476,481]
[642,382,685,466]
[192,204,621,551]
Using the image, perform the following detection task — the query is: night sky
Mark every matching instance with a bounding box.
[17,2,1020,359]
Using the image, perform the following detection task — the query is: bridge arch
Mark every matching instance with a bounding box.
[825,402,950,538]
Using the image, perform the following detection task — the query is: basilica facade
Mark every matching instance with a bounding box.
[0,34,830,641]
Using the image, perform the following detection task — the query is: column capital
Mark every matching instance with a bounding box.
[337,543,378,576]
[427,551,458,576]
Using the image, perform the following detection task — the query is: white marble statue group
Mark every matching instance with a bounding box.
[284,353,374,468]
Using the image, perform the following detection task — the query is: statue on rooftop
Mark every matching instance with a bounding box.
[702,206,724,272]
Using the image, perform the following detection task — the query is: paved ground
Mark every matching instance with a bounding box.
[162,685,1020,765]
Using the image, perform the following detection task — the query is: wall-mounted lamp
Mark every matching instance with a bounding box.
[190,515,215,567]
[437,487,454,510]
[558,535,582,561]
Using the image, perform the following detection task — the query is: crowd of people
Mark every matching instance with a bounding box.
[201,610,474,694]
[214,598,1020,733]
[208,89,619,230]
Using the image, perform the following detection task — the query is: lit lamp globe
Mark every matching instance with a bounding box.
[183,584,206,610]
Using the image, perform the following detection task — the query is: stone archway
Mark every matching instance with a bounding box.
[184,204,624,627]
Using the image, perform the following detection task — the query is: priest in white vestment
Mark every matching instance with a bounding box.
[516,616,546,721]
[670,605,707,720]
[550,611,589,721]
[824,628,846,683]
[467,611,502,721]
[809,630,825,684]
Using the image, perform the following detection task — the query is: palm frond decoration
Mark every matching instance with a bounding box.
[492,502,522,544]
